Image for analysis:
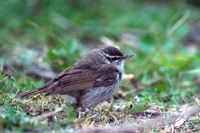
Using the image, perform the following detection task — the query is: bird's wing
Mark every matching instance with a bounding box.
[45,65,120,95]
[93,65,121,87]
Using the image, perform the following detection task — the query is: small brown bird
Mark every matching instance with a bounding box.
[16,46,134,108]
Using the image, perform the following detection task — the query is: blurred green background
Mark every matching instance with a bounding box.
[0,0,200,132]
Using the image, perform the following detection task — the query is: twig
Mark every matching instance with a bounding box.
[122,74,135,80]
[27,67,56,80]
[107,111,119,125]
[33,107,64,120]
[135,110,179,117]
[0,72,12,83]
[100,36,116,47]
[173,104,200,128]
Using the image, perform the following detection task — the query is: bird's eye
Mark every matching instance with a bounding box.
[112,57,119,60]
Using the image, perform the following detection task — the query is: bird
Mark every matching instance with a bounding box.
[16,46,134,109]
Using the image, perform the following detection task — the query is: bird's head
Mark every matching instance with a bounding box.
[100,46,134,70]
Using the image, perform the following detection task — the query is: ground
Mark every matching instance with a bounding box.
[0,0,200,132]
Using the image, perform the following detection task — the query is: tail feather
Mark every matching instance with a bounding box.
[16,80,58,98]
[15,88,46,98]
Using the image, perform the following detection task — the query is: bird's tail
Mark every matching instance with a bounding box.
[15,88,46,98]
[15,80,57,98]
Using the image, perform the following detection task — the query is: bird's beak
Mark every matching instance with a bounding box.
[120,54,135,59]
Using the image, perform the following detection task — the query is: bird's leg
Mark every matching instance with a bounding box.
[76,106,98,118]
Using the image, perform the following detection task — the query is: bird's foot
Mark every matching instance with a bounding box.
[76,107,98,118]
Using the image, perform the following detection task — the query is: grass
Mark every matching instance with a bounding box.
[0,0,200,132]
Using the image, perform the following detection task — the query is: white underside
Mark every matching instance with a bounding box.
[80,79,120,108]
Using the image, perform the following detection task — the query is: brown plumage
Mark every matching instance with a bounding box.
[16,46,134,108]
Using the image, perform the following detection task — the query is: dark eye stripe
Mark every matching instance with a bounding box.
[105,56,119,62]
[103,53,120,62]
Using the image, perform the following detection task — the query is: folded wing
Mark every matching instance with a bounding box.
[44,65,120,95]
